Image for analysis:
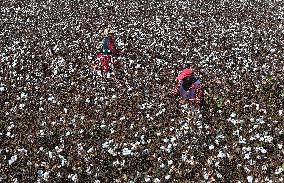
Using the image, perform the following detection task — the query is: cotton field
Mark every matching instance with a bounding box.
[0,0,284,182]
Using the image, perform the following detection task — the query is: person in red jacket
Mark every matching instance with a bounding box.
[171,68,203,106]
[92,29,119,78]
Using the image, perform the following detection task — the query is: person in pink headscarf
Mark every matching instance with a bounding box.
[171,68,203,106]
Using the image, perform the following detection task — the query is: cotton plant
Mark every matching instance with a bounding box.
[265,73,273,81]
[263,135,273,143]
[255,146,267,154]
[280,88,284,97]
[216,96,224,109]
[281,163,284,171]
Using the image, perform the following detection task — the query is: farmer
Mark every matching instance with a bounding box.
[171,68,202,106]
[92,28,120,78]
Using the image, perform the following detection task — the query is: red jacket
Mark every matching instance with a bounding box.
[97,53,111,72]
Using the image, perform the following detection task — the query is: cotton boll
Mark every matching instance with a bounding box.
[275,167,283,174]
[209,144,214,150]
[231,119,237,125]
[242,146,251,152]
[233,130,240,136]
[87,147,94,153]
[145,176,151,182]
[203,173,209,180]
[167,160,173,165]
[153,178,160,183]
[244,166,251,173]
[270,48,276,53]
[48,96,54,101]
[215,139,219,145]
[7,124,14,130]
[48,151,53,159]
[238,136,246,144]
[165,175,171,180]
[255,104,260,110]
[170,136,176,143]
[260,148,267,154]
[43,172,49,181]
[259,118,265,124]
[39,130,44,136]
[20,92,27,98]
[247,176,253,183]
[217,172,222,178]
[230,112,236,118]
[264,136,273,143]
[37,169,44,177]
[17,148,27,155]
[181,154,188,161]
[8,155,17,165]
[19,103,25,109]
[217,151,226,158]
[102,141,109,148]
[163,138,169,143]
[253,124,259,129]
[71,174,78,182]
[6,131,11,137]
[255,133,260,138]
[244,153,250,159]
[122,148,132,156]
[262,165,267,170]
